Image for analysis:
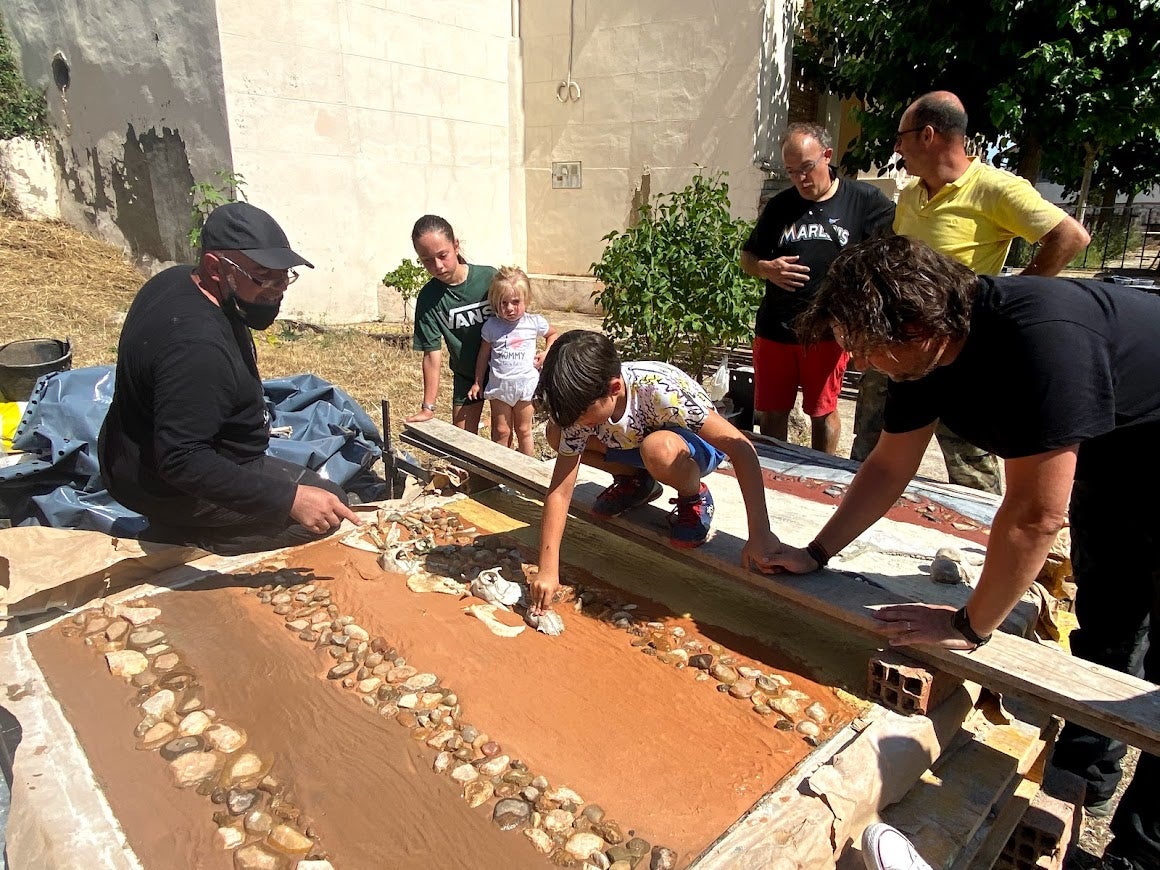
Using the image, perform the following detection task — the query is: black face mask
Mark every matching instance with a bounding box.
[226,295,281,330]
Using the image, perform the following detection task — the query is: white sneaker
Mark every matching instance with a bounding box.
[861,823,933,870]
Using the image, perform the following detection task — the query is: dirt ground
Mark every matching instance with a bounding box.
[0,216,1133,863]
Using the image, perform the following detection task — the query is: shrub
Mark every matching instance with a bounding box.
[188,170,247,250]
[0,17,49,141]
[381,258,428,323]
[591,170,760,378]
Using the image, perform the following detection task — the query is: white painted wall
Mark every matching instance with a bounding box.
[2,0,233,269]
[0,138,61,219]
[520,0,776,276]
[215,0,521,324]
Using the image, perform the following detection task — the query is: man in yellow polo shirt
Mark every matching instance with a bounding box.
[852,91,1090,492]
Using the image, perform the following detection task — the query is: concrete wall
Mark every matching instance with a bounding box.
[2,0,233,269]
[520,0,779,276]
[215,0,521,324]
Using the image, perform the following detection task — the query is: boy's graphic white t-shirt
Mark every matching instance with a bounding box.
[559,361,713,455]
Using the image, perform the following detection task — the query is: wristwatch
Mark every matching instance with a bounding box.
[952,606,992,649]
[421,402,436,412]
[805,539,831,569]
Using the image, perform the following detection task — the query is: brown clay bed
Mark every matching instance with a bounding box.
[29,505,858,869]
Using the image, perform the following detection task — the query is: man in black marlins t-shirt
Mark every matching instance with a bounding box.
[741,122,894,454]
[100,202,359,555]
[764,236,1160,870]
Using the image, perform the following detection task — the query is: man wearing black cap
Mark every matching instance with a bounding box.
[100,202,360,555]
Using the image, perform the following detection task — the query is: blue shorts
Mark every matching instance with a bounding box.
[605,426,725,477]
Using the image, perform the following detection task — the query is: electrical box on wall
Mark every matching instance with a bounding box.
[552,161,582,189]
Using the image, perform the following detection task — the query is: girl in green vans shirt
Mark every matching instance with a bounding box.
[406,215,497,433]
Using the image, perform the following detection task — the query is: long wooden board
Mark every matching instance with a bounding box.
[402,418,1160,757]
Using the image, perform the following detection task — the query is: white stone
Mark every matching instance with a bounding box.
[105,650,148,678]
[565,832,606,861]
[524,828,554,854]
[168,751,219,788]
[204,723,248,753]
[140,689,176,718]
[267,824,312,855]
[545,785,583,805]
[233,844,281,870]
[295,861,335,870]
[449,763,479,784]
[477,754,510,776]
[216,825,245,849]
[343,624,369,642]
[402,672,438,691]
[115,605,162,626]
[223,751,263,785]
[178,711,213,736]
[543,808,575,834]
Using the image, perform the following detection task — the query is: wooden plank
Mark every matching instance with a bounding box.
[403,418,1160,756]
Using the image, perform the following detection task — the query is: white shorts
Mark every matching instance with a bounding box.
[484,370,539,406]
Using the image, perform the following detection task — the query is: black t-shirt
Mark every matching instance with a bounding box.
[884,275,1160,481]
[99,266,297,524]
[744,176,895,342]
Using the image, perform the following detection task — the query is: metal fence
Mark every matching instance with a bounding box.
[1006,203,1160,274]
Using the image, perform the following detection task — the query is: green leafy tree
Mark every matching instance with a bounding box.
[797,0,1160,211]
[0,15,48,140]
[380,257,427,324]
[591,170,761,379]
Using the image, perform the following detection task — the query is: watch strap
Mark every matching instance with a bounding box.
[805,540,831,569]
[953,606,992,648]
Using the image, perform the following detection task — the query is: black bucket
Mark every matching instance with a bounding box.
[0,338,73,401]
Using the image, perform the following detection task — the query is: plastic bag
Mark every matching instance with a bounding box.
[704,357,730,402]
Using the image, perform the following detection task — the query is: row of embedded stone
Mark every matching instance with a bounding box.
[409,517,836,748]
[627,624,831,743]
[62,601,332,870]
[252,562,678,870]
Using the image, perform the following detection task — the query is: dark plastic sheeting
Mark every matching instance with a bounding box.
[0,367,382,535]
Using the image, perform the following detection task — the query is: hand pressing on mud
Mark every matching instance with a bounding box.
[529,570,560,615]
[740,529,786,574]
[290,484,362,535]
[760,544,822,574]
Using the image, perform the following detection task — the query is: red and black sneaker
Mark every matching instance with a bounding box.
[668,482,714,548]
[593,472,663,517]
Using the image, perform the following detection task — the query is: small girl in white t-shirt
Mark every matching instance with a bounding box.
[469,267,559,455]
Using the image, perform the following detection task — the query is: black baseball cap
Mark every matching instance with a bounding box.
[200,201,314,270]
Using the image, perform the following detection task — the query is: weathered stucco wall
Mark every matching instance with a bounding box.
[216,0,521,324]
[521,0,779,276]
[3,0,233,270]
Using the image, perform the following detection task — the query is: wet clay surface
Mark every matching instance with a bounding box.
[31,579,548,870]
[30,628,226,866]
[29,505,857,869]
[298,536,856,864]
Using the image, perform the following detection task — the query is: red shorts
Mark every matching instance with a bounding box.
[752,336,848,416]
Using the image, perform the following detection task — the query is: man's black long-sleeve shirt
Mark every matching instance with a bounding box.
[99,266,296,524]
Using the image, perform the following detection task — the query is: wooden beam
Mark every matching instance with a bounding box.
[401,419,1160,756]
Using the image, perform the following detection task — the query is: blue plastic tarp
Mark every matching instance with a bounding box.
[0,367,382,534]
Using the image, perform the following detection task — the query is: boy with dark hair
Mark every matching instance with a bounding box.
[529,330,783,612]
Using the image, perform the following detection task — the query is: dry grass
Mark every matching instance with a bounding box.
[0,217,141,366]
[0,215,453,442]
